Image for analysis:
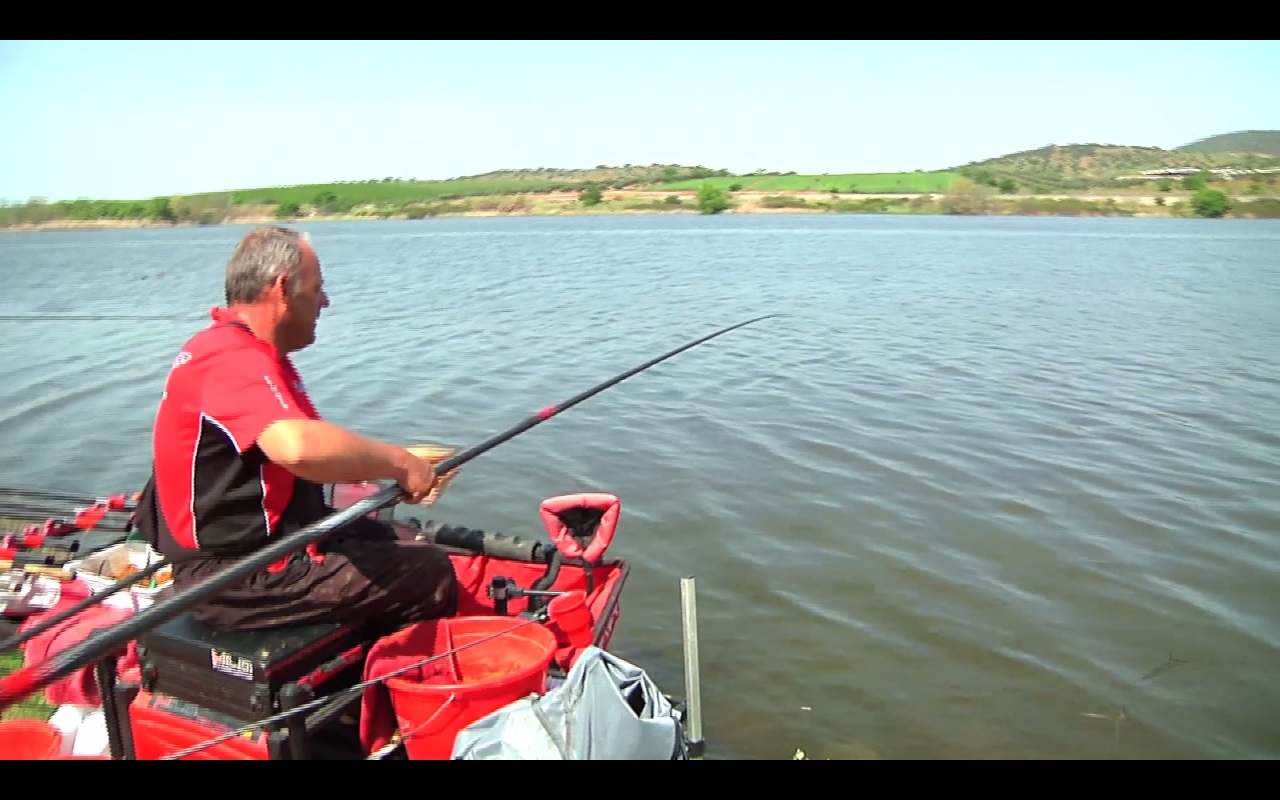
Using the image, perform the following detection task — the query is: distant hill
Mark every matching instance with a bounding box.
[950,135,1280,192]
[1175,130,1280,157]
[451,164,731,186]
[212,164,732,208]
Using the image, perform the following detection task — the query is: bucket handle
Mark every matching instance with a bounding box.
[395,691,460,752]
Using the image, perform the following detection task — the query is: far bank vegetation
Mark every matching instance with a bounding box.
[4,174,1274,229]
[5,134,1280,229]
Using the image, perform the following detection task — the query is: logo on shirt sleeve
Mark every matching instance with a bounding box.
[263,375,290,410]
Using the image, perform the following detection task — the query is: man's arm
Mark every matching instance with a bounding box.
[201,347,423,489]
[257,418,416,486]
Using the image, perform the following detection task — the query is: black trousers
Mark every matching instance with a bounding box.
[171,515,459,634]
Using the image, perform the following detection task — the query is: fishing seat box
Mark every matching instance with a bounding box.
[133,612,375,724]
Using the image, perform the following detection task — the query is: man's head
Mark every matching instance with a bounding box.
[224,225,329,353]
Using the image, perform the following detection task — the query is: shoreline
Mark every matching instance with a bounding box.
[3,190,1276,232]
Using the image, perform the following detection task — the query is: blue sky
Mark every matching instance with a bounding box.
[2,40,1277,202]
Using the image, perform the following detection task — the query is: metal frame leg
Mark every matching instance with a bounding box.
[680,576,705,759]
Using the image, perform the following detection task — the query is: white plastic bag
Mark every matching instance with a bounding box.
[451,646,687,760]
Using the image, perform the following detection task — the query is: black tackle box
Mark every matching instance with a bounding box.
[135,611,376,722]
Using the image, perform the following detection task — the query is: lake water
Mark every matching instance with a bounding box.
[1,213,1277,759]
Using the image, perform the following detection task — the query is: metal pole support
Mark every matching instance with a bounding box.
[680,576,704,759]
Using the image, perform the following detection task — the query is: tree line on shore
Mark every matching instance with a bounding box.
[2,169,1275,228]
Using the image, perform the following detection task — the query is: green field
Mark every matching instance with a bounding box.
[198,164,733,209]
[221,176,592,208]
[653,172,960,194]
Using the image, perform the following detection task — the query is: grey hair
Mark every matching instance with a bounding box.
[224,226,310,304]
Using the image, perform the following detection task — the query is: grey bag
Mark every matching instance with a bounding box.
[450,645,688,760]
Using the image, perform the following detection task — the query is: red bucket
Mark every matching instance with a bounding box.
[548,590,594,648]
[384,616,558,760]
[0,719,64,760]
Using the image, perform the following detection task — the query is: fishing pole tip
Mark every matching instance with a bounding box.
[732,312,783,325]
[739,312,787,328]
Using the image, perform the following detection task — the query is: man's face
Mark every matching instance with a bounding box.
[278,241,329,353]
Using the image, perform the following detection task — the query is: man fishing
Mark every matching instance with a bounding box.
[133,225,461,634]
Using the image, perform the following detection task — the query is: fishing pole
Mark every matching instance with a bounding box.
[0,485,139,511]
[0,314,202,322]
[0,313,778,713]
[0,503,134,532]
[1,527,136,571]
[0,559,170,654]
[0,508,154,652]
